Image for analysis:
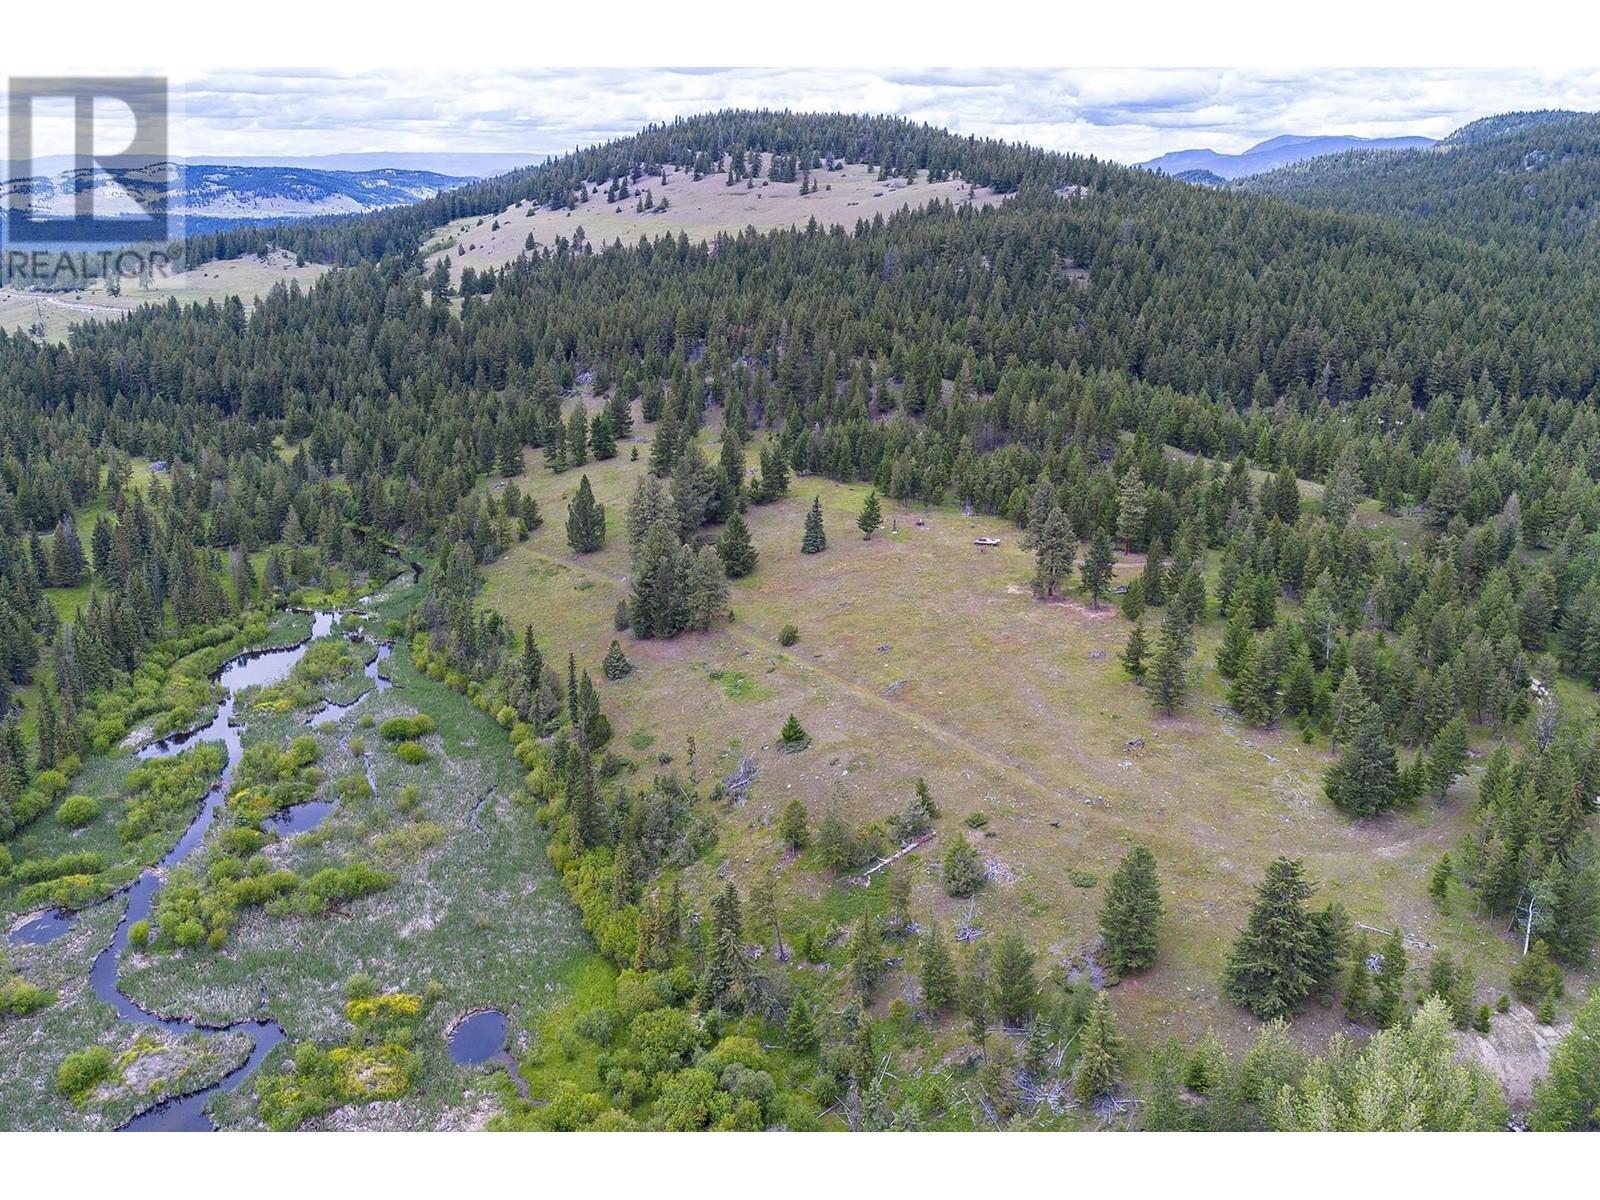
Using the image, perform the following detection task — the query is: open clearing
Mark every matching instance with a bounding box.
[483,403,1597,1075]
[0,250,328,342]
[427,159,1007,276]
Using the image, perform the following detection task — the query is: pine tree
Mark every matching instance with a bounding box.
[849,910,882,1001]
[589,409,617,460]
[565,474,606,553]
[1329,666,1369,752]
[1222,856,1321,1020]
[1325,703,1399,817]
[1121,620,1150,682]
[1019,474,1055,550]
[1344,931,1375,1023]
[1229,640,1277,727]
[857,490,883,540]
[1031,505,1075,597]
[698,881,753,1013]
[1116,468,1147,551]
[1081,525,1116,609]
[920,922,957,1013]
[715,510,758,577]
[1375,928,1408,1028]
[778,797,809,849]
[961,945,990,1047]
[785,990,819,1055]
[1428,853,1453,908]
[801,496,827,553]
[1427,714,1470,800]
[1150,603,1194,716]
[779,713,810,751]
[602,639,632,680]
[943,837,985,897]
[1138,543,1166,611]
[1074,993,1125,1104]
[1216,609,1253,679]
[1099,845,1162,976]
[990,928,1039,1026]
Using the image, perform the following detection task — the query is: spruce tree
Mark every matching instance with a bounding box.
[800,496,827,554]
[778,797,809,849]
[1325,703,1399,816]
[602,639,632,680]
[1116,468,1147,551]
[1427,714,1470,800]
[1099,845,1162,976]
[1031,505,1075,598]
[1229,640,1277,727]
[715,510,758,578]
[1121,620,1150,682]
[1074,993,1125,1104]
[1375,928,1408,1028]
[1344,931,1375,1023]
[589,409,617,460]
[1019,474,1055,550]
[1140,538,1167,606]
[849,910,882,1001]
[943,837,985,897]
[785,990,819,1055]
[1081,525,1116,609]
[857,490,883,540]
[564,474,606,553]
[1428,853,1453,908]
[920,922,957,1013]
[1149,603,1194,715]
[779,713,810,751]
[990,928,1039,1027]
[1222,856,1321,1020]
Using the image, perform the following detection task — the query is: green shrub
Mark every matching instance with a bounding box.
[396,741,429,765]
[55,794,100,829]
[127,919,151,947]
[1,975,54,1016]
[778,624,800,647]
[56,1046,115,1098]
[379,714,437,742]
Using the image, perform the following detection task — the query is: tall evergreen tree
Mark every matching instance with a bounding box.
[857,490,883,540]
[715,510,758,578]
[565,474,606,553]
[1031,505,1075,598]
[920,922,957,1013]
[1325,703,1399,816]
[1081,525,1116,609]
[1074,993,1125,1104]
[1222,856,1322,1020]
[1149,603,1194,715]
[800,496,827,554]
[1099,845,1162,976]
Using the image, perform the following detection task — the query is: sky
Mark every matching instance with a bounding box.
[14,67,1600,169]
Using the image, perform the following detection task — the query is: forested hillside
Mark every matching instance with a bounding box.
[4,109,1600,1131]
[1242,110,1600,255]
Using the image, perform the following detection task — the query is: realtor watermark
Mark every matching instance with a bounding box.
[3,75,184,288]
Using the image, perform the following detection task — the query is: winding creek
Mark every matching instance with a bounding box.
[8,610,389,1130]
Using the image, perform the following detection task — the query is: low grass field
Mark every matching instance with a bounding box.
[427,159,1007,277]
[482,403,1597,1096]
[0,250,328,342]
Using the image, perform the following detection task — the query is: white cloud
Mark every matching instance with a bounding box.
[142,68,1600,164]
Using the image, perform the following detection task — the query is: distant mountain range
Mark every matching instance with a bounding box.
[1139,133,1437,180]
[0,162,470,236]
